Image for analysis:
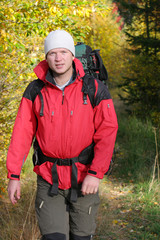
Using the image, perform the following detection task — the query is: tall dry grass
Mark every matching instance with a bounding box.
[0,175,41,240]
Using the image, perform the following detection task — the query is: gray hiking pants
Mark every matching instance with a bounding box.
[35,176,100,240]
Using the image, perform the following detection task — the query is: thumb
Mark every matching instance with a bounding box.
[16,182,21,200]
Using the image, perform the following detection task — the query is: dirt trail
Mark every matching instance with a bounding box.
[95,175,135,240]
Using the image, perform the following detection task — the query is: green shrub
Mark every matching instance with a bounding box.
[116,115,159,182]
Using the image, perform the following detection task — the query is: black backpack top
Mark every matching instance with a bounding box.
[75,42,109,108]
[75,42,108,83]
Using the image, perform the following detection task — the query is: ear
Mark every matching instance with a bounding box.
[45,53,48,61]
[72,56,75,60]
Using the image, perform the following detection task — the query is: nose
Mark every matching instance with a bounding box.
[55,52,62,61]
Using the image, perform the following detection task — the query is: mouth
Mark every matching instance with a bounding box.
[55,64,64,69]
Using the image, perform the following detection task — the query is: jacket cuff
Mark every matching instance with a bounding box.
[87,169,104,179]
[7,172,20,180]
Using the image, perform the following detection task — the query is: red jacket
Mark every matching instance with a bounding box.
[6,58,118,189]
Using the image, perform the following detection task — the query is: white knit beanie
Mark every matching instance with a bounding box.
[44,30,75,56]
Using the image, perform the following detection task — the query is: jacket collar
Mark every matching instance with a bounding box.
[33,58,85,84]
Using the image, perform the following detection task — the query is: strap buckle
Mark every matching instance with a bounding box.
[58,158,72,166]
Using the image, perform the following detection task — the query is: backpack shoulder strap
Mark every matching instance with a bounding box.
[23,79,45,101]
[23,79,45,116]
[94,79,111,106]
[82,75,111,108]
[82,74,96,108]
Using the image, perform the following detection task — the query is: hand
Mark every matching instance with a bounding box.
[81,175,100,195]
[7,179,21,205]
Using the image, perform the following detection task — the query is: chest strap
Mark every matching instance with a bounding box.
[33,142,94,202]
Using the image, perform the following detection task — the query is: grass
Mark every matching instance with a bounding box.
[95,176,160,240]
[115,113,159,182]
[0,177,40,240]
[0,104,160,239]
[122,180,160,240]
[0,150,41,240]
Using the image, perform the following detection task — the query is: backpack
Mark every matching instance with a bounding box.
[75,43,114,174]
[75,42,108,82]
[75,42,108,107]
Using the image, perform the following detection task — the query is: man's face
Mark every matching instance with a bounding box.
[46,48,74,76]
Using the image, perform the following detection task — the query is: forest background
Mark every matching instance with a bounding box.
[0,0,160,239]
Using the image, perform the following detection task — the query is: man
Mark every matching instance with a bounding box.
[7,30,118,240]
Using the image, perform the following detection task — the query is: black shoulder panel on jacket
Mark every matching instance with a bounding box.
[23,79,45,102]
[94,79,111,106]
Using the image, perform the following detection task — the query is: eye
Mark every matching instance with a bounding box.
[48,51,56,56]
[61,51,67,54]
[50,52,55,55]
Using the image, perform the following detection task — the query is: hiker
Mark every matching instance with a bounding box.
[6,30,118,240]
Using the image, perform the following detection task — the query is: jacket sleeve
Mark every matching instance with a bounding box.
[88,80,118,179]
[6,96,37,180]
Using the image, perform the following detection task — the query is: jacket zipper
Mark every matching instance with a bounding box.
[51,111,54,122]
[62,90,64,104]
